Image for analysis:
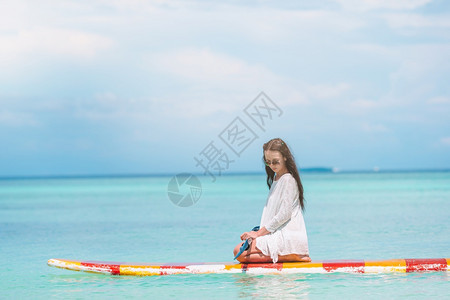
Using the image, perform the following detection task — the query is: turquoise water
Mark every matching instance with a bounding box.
[1,171,449,299]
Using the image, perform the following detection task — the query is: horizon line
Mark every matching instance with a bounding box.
[1,167,449,180]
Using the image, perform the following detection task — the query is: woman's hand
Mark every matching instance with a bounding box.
[240,231,259,240]
[240,227,270,240]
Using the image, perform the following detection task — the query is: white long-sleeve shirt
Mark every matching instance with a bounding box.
[255,172,309,263]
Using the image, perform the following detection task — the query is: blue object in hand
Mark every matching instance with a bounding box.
[234,226,260,260]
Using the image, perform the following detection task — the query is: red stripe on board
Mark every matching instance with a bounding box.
[80,262,121,275]
[405,258,447,272]
[161,263,196,267]
[242,263,283,272]
[241,263,247,272]
[323,260,365,273]
[159,265,187,275]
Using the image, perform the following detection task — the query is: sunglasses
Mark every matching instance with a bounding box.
[264,159,281,166]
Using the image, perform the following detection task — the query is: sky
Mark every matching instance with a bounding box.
[0,0,449,177]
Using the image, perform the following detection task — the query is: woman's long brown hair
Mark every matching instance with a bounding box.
[262,138,305,211]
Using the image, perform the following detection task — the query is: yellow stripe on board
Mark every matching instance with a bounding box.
[365,259,406,273]
[47,259,82,271]
[281,262,324,273]
[283,262,323,269]
[120,265,161,276]
[224,264,242,271]
[55,259,81,266]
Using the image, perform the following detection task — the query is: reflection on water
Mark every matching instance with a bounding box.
[234,274,310,299]
[42,270,450,299]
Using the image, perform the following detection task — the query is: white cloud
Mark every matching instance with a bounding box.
[232,9,365,43]
[74,90,242,123]
[146,48,298,105]
[427,96,450,105]
[306,83,350,99]
[349,43,450,61]
[350,99,379,109]
[440,137,450,146]
[277,91,309,106]
[389,44,450,88]
[361,123,390,133]
[0,111,39,127]
[381,12,450,37]
[334,0,433,11]
[347,42,450,111]
[383,13,450,29]
[148,48,273,83]
[145,48,357,116]
[328,99,385,116]
[311,96,385,117]
[74,93,158,121]
[1,1,447,131]
[0,27,114,64]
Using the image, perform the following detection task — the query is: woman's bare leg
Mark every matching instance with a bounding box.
[277,254,311,262]
[233,240,272,263]
[233,240,311,263]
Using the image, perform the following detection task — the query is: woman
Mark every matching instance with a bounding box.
[233,138,311,263]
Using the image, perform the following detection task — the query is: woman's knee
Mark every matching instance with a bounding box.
[233,242,244,256]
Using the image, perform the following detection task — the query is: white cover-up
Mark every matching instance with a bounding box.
[255,172,309,263]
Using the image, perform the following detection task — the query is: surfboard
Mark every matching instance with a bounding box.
[48,258,449,276]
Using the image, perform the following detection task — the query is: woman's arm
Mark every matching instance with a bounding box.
[240,178,298,240]
[265,177,297,233]
[240,226,270,240]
